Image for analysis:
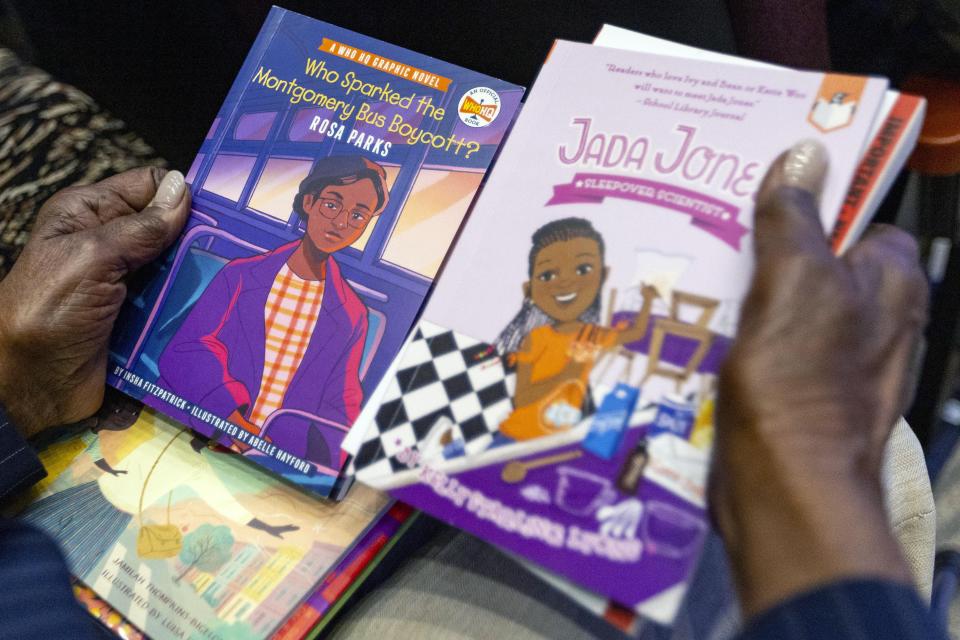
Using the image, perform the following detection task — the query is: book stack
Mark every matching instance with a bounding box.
[16,5,923,638]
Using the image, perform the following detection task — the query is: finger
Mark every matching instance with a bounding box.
[753,140,832,266]
[846,224,928,315]
[99,170,189,274]
[847,224,921,273]
[34,167,169,236]
[845,225,928,463]
[96,166,168,213]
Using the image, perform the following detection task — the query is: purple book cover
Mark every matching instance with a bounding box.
[349,40,887,621]
[107,6,522,496]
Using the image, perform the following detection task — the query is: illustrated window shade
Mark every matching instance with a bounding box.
[205,117,221,140]
[352,101,425,144]
[248,157,314,222]
[382,169,483,278]
[288,108,335,142]
[202,154,257,202]
[185,153,205,185]
[234,111,277,141]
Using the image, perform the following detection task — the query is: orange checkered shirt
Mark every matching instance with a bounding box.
[249,262,325,428]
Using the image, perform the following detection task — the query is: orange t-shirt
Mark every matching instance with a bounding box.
[499,324,617,441]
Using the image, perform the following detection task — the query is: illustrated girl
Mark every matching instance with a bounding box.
[496,217,656,441]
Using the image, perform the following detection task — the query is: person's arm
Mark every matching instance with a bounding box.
[0,168,188,638]
[0,404,46,500]
[157,266,253,419]
[613,285,657,345]
[713,140,942,638]
[319,313,368,426]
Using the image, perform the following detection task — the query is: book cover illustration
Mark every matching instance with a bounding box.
[272,503,416,640]
[20,404,390,640]
[106,6,523,495]
[69,506,415,640]
[349,41,887,622]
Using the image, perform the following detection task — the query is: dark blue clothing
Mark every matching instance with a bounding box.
[0,407,101,639]
[0,408,44,502]
[736,579,945,640]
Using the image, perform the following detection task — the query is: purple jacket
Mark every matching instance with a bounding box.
[154,240,367,465]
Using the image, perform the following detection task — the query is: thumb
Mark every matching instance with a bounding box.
[100,170,190,273]
[753,140,832,266]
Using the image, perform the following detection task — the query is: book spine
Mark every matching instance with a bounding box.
[829,94,925,253]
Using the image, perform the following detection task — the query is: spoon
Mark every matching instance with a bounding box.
[501,450,583,484]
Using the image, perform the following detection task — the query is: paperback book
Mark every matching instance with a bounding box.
[106,6,523,497]
[347,38,891,622]
[20,402,394,640]
[68,504,416,640]
[494,25,926,631]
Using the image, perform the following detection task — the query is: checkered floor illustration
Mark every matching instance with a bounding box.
[353,322,516,480]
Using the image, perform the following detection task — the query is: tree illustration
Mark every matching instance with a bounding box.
[175,524,234,584]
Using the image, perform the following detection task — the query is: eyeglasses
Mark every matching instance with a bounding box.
[312,197,373,229]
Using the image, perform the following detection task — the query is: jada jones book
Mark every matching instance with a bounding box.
[346,40,888,622]
[107,6,522,497]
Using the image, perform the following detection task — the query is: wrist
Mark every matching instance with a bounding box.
[717,464,911,620]
[0,318,52,439]
[0,366,49,440]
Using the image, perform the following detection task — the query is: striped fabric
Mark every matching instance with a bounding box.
[20,481,131,579]
[0,407,45,503]
[737,579,945,640]
[249,263,325,428]
[0,405,101,638]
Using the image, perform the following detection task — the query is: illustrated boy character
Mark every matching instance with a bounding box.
[495,218,656,441]
[156,155,389,465]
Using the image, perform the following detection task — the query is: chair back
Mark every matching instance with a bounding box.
[138,246,230,377]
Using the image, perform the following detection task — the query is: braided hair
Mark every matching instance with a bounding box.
[494,217,605,354]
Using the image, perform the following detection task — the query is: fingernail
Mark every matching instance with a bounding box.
[782,139,828,196]
[149,170,185,209]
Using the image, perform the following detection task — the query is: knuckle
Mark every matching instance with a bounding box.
[870,224,920,258]
[73,233,105,265]
[106,166,164,195]
[36,186,99,234]
[773,185,818,213]
[761,187,820,231]
[758,185,813,217]
[778,249,837,286]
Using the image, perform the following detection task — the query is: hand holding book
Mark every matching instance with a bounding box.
[0,169,189,438]
[713,140,925,619]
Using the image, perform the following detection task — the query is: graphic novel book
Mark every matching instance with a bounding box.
[107,6,522,496]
